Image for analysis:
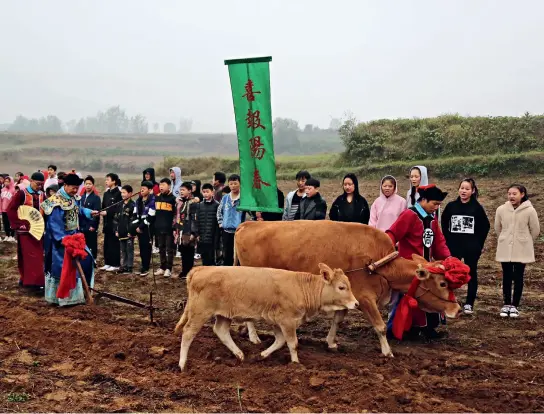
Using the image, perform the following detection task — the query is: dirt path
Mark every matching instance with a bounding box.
[1,176,543,412]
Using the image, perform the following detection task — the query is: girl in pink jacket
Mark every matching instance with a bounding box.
[369,175,407,231]
[1,176,17,241]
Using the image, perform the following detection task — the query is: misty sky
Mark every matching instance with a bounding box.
[1,0,543,132]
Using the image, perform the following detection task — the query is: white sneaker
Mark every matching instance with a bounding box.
[176,251,181,258]
[509,306,520,318]
[100,265,110,271]
[155,269,165,276]
[164,269,171,278]
[463,304,474,315]
[107,267,119,272]
[152,247,159,254]
[194,253,201,260]
[500,305,511,317]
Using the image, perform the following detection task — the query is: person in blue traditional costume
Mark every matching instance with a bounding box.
[42,173,99,306]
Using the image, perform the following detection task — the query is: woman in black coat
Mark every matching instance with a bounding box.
[329,173,370,224]
[441,178,490,315]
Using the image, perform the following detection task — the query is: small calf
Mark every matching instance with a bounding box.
[174,263,358,371]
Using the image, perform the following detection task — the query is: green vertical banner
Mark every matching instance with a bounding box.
[225,56,282,213]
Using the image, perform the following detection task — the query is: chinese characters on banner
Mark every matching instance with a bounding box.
[224,56,282,213]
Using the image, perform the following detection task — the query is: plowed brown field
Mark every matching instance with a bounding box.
[1,176,543,412]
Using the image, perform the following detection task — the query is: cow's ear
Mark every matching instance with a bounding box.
[415,264,430,281]
[318,263,333,284]
[411,254,428,265]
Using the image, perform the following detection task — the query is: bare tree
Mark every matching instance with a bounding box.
[178,117,193,133]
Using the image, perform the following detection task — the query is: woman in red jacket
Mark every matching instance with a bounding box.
[386,184,451,340]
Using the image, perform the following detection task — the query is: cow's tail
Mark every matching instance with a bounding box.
[174,310,188,336]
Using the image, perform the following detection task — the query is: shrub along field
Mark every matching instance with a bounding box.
[1,114,543,181]
[159,114,544,181]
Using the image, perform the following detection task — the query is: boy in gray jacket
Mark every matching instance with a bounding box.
[282,170,310,221]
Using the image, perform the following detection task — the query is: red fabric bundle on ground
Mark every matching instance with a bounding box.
[57,233,88,299]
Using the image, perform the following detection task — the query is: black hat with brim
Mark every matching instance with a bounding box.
[418,185,448,202]
[64,173,84,186]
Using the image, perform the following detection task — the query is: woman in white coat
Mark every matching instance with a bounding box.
[495,184,540,318]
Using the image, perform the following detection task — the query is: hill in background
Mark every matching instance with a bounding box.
[0,129,342,174]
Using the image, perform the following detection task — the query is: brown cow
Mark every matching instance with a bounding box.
[234,221,462,357]
[174,263,358,371]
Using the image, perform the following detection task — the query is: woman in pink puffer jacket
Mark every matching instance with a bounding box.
[1,176,17,241]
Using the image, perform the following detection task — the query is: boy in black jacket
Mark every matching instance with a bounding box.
[133,181,156,277]
[155,178,177,277]
[115,185,136,274]
[295,178,327,220]
[100,173,122,272]
[197,183,219,266]
[174,182,199,278]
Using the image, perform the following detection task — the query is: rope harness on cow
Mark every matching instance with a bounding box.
[413,284,459,304]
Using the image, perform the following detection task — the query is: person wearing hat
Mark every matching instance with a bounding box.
[41,173,99,306]
[5,172,45,288]
[385,184,452,341]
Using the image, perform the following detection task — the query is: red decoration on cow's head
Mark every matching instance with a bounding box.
[425,257,471,289]
[392,257,470,340]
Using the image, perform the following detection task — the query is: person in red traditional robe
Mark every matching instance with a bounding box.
[6,172,45,288]
[385,184,451,340]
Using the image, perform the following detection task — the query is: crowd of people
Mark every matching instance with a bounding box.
[0,165,540,331]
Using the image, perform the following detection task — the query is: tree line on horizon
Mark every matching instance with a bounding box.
[5,106,194,135]
[3,106,343,155]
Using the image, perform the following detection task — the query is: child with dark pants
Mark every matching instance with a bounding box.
[217,175,244,266]
[133,181,156,277]
[495,184,540,318]
[441,178,490,314]
[501,262,525,310]
[174,182,199,278]
[197,183,219,266]
[154,178,177,278]
[115,185,136,274]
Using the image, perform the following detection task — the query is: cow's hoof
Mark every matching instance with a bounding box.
[235,352,245,362]
[382,352,394,358]
[259,352,270,360]
[327,344,339,352]
[249,336,262,345]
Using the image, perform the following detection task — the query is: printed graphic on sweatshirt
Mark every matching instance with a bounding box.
[155,202,173,212]
[450,215,475,234]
